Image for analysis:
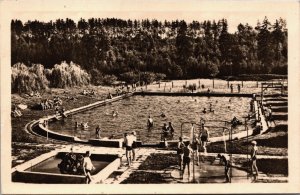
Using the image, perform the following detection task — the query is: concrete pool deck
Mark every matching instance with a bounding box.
[12,143,288,184]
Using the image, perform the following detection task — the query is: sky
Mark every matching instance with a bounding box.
[6,0,291,32]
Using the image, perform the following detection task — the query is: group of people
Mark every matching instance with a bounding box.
[75,121,89,129]
[35,96,63,110]
[58,149,96,184]
[11,106,22,118]
[123,131,137,166]
[202,103,215,114]
[82,89,95,96]
[27,91,41,98]
[161,122,175,140]
[177,123,210,178]
[230,84,241,93]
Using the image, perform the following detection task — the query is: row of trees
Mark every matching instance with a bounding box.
[11,17,287,86]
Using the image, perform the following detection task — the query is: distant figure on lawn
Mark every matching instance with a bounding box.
[237,84,241,93]
[230,84,233,93]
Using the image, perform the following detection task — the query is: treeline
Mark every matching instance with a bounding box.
[11,17,287,85]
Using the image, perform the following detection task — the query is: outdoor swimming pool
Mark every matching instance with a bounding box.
[48,96,251,143]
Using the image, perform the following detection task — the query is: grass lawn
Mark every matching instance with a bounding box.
[11,85,113,143]
[11,143,56,167]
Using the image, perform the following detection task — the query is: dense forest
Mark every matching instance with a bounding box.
[11,17,287,89]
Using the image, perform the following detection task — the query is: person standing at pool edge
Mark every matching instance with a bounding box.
[124,133,134,166]
[250,140,259,181]
[181,141,193,179]
[83,151,95,184]
[95,125,101,139]
[199,123,209,153]
[131,131,137,161]
[177,137,185,171]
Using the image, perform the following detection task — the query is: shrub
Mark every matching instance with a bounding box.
[155,73,166,81]
[120,71,139,84]
[140,72,156,84]
[11,62,91,94]
[11,63,49,93]
[102,74,117,85]
[49,61,90,88]
[90,68,104,86]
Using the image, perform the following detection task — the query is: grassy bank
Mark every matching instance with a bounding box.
[11,85,113,143]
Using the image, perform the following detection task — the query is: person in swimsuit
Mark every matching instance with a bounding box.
[250,140,259,181]
[181,141,193,178]
[168,122,175,136]
[215,153,231,183]
[177,137,185,171]
[147,115,154,130]
[124,133,134,166]
[83,151,95,184]
[95,125,101,139]
[199,123,209,153]
[191,136,200,165]
[131,131,137,161]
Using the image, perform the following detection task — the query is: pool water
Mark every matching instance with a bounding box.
[25,154,112,175]
[48,96,250,143]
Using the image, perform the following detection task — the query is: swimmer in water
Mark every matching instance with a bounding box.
[202,108,207,114]
[81,122,89,129]
[75,121,79,128]
[147,115,154,129]
[209,103,214,112]
[112,110,118,117]
[161,112,166,117]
